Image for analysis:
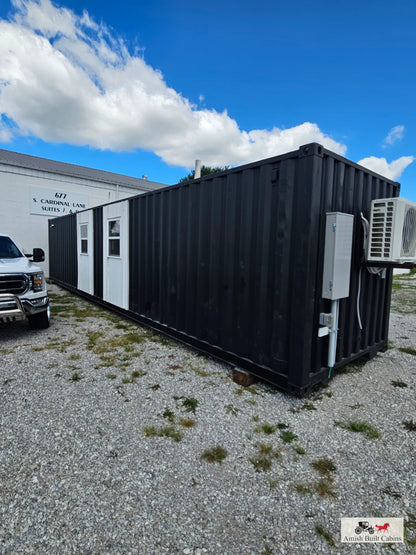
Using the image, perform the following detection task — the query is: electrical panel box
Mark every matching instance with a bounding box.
[322,212,354,300]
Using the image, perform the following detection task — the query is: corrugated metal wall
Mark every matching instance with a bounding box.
[49,144,399,394]
[48,213,77,287]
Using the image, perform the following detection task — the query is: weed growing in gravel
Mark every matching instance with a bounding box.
[294,458,337,499]
[315,478,337,499]
[179,418,195,428]
[334,420,381,439]
[33,338,76,353]
[106,374,117,380]
[399,347,416,356]
[0,348,13,355]
[122,370,147,384]
[291,402,317,413]
[182,397,198,413]
[315,524,336,548]
[249,442,282,472]
[235,385,259,397]
[403,420,416,431]
[143,425,183,442]
[280,430,298,444]
[382,486,401,498]
[404,511,416,547]
[201,446,228,464]
[225,404,240,416]
[391,379,408,388]
[294,483,313,495]
[68,353,80,361]
[268,479,279,488]
[311,458,337,476]
[71,372,83,382]
[255,423,277,435]
[162,408,175,422]
[293,445,307,455]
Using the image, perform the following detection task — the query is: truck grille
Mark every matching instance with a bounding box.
[0,274,30,295]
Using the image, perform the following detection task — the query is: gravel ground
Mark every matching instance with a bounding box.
[1,275,415,554]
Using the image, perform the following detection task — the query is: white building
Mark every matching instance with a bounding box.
[0,148,165,275]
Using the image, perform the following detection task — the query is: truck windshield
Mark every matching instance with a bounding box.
[0,236,23,259]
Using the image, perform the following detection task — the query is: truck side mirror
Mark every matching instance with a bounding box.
[32,248,45,262]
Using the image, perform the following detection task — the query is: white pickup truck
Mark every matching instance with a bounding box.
[0,234,50,329]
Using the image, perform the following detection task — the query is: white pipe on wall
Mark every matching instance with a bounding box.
[328,298,339,370]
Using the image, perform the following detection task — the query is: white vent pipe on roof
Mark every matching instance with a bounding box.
[195,160,201,179]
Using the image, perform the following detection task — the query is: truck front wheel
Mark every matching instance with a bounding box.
[28,309,50,330]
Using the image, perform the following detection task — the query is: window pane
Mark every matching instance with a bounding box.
[109,219,120,237]
[80,224,88,238]
[81,239,88,254]
[109,238,120,256]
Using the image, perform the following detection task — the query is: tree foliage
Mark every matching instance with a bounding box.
[179,165,229,183]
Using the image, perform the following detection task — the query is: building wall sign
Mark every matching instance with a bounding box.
[30,187,88,216]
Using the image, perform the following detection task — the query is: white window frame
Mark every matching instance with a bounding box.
[108,218,121,257]
[80,223,88,255]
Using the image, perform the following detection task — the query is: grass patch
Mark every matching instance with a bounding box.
[293,483,313,495]
[398,347,416,356]
[391,379,408,388]
[334,420,381,439]
[315,478,337,498]
[179,418,195,428]
[106,373,117,380]
[280,430,298,444]
[250,455,272,473]
[70,372,83,382]
[315,524,336,547]
[201,446,228,464]
[403,419,416,431]
[182,397,198,413]
[225,404,240,416]
[121,370,147,384]
[311,457,336,476]
[250,442,282,472]
[255,423,277,435]
[162,408,175,422]
[143,425,183,442]
[293,445,307,455]
[405,511,416,547]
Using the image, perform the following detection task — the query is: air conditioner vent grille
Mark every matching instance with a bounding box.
[367,197,416,265]
[369,202,394,258]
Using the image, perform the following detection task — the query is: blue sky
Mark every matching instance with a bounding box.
[0,0,415,200]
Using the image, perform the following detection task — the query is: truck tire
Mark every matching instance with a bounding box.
[28,310,50,330]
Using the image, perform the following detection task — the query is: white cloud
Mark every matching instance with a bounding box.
[383,125,405,147]
[0,0,348,168]
[357,156,414,181]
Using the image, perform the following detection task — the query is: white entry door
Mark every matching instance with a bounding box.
[77,210,94,294]
[103,201,129,309]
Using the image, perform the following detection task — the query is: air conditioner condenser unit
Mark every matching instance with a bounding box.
[367,197,416,265]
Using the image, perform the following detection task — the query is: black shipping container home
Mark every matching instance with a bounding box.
[49,143,405,395]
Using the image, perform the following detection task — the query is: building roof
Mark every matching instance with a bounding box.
[0,148,166,192]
